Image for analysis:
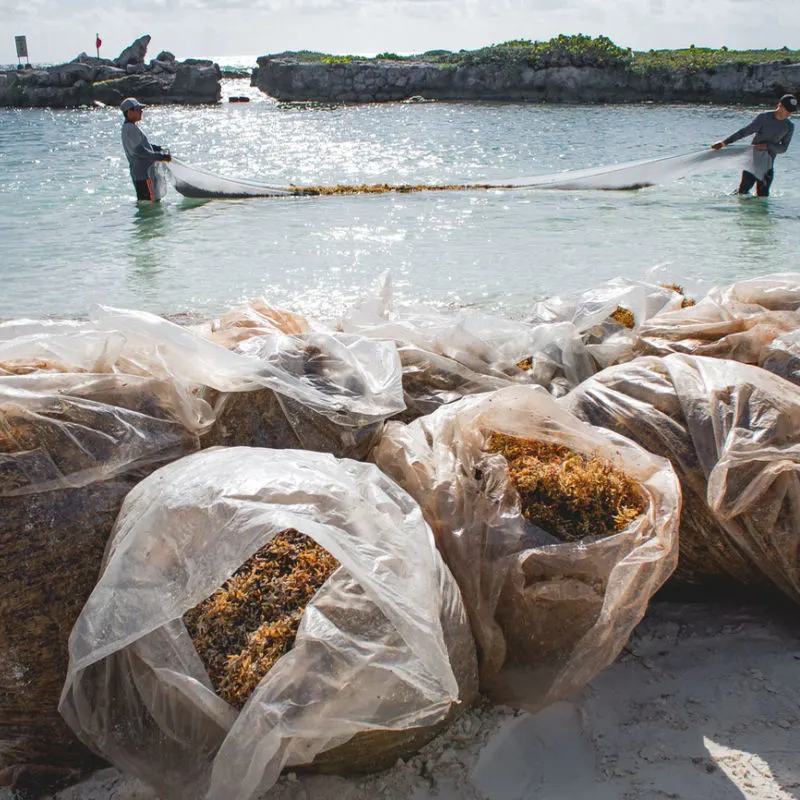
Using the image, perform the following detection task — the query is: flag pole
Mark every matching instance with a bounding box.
[95,33,100,58]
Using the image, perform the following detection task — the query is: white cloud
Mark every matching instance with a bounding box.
[2,0,798,66]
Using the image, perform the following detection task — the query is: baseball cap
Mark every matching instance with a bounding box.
[779,94,798,112]
[120,97,145,113]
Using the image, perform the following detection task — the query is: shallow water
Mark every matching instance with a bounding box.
[1,80,798,321]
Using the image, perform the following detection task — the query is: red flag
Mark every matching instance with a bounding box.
[96,35,102,49]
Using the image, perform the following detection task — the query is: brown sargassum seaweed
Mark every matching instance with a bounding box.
[487,433,645,541]
[659,282,697,308]
[0,385,198,792]
[184,529,340,710]
[293,183,514,196]
[609,306,636,329]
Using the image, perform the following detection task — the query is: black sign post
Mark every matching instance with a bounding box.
[15,35,30,68]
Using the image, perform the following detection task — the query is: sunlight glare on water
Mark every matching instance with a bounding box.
[1,85,798,321]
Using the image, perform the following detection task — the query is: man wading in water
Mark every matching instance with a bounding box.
[120,97,172,201]
[711,94,797,197]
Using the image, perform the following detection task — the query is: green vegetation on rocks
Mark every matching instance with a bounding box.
[268,35,800,73]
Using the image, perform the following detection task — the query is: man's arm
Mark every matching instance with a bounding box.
[711,115,762,149]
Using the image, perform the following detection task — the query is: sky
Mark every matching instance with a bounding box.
[1,0,798,66]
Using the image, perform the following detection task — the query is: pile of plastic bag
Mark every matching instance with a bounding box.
[3,268,799,799]
[341,273,595,419]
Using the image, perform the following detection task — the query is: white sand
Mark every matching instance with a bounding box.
[11,601,800,800]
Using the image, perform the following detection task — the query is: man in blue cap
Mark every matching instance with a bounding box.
[711,93,796,197]
[120,97,172,201]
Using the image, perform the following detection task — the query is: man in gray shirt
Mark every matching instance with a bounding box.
[711,94,796,197]
[120,97,172,201]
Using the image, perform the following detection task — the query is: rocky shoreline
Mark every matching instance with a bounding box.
[253,54,800,105]
[3,34,799,110]
[0,35,221,108]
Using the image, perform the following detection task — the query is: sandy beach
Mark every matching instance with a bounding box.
[17,599,796,800]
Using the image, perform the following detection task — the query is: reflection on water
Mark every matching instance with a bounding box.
[133,201,169,238]
[733,195,776,251]
[2,100,799,319]
[129,203,169,291]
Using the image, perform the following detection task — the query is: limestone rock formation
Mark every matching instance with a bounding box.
[253,53,800,105]
[0,35,221,108]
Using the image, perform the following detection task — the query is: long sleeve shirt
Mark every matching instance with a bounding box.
[121,121,168,181]
[723,112,794,180]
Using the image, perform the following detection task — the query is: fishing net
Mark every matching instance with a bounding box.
[148,161,170,201]
[168,158,296,198]
[487,146,750,191]
[167,146,749,200]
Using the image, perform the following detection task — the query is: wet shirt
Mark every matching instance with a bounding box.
[724,112,794,180]
[121,121,165,181]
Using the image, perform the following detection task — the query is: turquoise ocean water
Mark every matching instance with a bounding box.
[1,74,799,322]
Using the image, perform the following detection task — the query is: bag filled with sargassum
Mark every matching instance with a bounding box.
[0,303,406,794]
[340,273,596,420]
[0,351,201,792]
[59,447,477,800]
[371,384,680,710]
[563,353,800,601]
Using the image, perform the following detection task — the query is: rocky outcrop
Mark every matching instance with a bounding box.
[0,36,221,108]
[253,55,800,105]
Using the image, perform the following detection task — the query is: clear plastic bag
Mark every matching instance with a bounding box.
[88,305,405,433]
[527,273,688,369]
[565,353,800,601]
[198,329,405,459]
[341,274,594,418]
[0,374,199,788]
[371,385,679,710]
[635,273,800,364]
[760,329,800,387]
[60,447,476,800]
[191,299,313,350]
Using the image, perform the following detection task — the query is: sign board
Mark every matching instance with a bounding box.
[15,35,28,59]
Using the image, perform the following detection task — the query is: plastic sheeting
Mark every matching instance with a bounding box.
[372,385,680,711]
[486,146,750,191]
[527,273,689,369]
[0,373,199,787]
[60,447,474,800]
[341,273,596,419]
[169,147,748,199]
[760,329,800,386]
[635,273,800,364]
[564,354,800,601]
[168,158,296,198]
